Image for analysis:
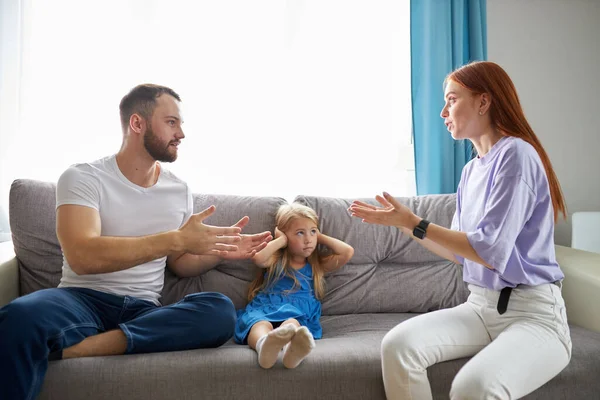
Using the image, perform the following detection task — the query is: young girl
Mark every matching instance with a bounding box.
[234,203,354,369]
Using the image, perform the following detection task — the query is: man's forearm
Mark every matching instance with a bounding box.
[66,231,183,275]
[167,253,222,278]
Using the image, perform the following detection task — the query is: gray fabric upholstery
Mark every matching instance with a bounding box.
[9,179,63,296]
[6,179,600,400]
[428,323,600,399]
[294,195,470,315]
[8,179,287,311]
[39,314,600,400]
[162,194,287,310]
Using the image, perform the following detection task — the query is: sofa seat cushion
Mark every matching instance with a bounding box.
[39,314,600,400]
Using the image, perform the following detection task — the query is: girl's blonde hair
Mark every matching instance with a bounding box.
[247,203,326,302]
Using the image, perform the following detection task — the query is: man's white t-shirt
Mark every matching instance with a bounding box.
[55,154,193,305]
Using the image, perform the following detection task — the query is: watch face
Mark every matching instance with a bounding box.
[414,219,429,239]
[413,227,426,239]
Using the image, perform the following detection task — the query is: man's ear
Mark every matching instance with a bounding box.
[129,113,145,135]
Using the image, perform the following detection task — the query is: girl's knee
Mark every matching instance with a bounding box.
[251,320,274,331]
[282,318,300,328]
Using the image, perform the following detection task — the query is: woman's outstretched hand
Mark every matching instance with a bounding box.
[348,192,419,229]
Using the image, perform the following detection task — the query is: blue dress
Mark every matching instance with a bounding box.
[234,262,322,344]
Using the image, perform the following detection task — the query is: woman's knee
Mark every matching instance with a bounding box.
[381,322,426,367]
[450,368,506,400]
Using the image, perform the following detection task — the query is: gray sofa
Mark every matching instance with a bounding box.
[1,179,600,400]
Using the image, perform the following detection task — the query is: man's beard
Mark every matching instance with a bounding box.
[143,124,177,163]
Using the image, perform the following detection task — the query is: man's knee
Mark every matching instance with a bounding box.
[206,292,235,328]
[1,294,44,325]
[184,292,234,313]
[0,297,44,346]
[183,292,236,339]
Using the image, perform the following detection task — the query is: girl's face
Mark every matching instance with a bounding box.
[440,80,484,140]
[284,217,318,259]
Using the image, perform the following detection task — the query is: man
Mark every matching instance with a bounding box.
[0,84,272,400]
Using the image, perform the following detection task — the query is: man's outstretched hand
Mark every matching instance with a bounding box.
[220,216,273,260]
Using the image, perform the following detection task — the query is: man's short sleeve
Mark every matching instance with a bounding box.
[181,183,193,227]
[466,175,536,274]
[56,166,101,210]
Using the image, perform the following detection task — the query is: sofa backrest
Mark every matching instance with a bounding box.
[10,179,63,296]
[294,195,469,314]
[161,193,287,309]
[9,179,468,315]
[9,179,287,311]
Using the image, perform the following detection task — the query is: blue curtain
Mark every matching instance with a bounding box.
[411,0,487,195]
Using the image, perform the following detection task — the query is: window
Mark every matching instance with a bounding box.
[0,0,414,218]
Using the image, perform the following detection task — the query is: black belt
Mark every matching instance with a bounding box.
[497,281,561,315]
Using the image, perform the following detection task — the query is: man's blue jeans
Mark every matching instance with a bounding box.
[0,287,236,400]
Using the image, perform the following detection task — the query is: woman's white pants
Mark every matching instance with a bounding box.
[381,283,572,400]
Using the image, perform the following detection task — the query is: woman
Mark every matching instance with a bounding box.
[349,61,571,400]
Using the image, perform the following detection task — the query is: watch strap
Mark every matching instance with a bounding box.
[412,219,430,239]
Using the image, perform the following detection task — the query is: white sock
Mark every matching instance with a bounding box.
[255,335,267,355]
[283,326,315,369]
[256,324,296,369]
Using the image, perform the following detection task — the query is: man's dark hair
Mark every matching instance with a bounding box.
[119,84,181,131]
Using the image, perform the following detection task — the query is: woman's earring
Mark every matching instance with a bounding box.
[479,111,483,115]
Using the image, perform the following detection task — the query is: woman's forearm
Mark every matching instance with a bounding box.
[399,226,462,265]
[423,224,493,269]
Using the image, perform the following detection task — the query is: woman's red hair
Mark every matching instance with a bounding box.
[446,61,566,221]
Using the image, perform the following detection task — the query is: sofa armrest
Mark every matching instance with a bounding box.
[555,244,600,334]
[0,241,18,307]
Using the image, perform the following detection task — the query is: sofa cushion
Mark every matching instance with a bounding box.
[9,179,63,296]
[161,194,287,309]
[294,194,469,315]
[8,179,286,310]
[38,314,600,400]
[8,179,469,314]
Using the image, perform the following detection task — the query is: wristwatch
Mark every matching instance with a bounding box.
[412,219,430,240]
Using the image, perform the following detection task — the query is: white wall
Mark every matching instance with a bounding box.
[487,0,600,246]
